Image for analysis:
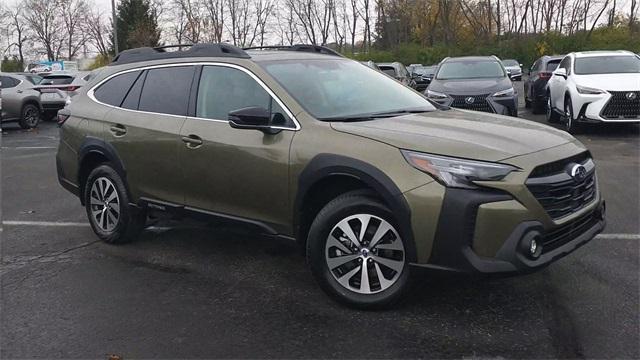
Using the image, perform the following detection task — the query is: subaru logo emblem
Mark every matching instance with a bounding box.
[570,164,587,182]
[626,92,637,101]
[465,97,475,104]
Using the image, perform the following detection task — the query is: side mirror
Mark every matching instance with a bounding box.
[553,68,567,78]
[228,106,280,134]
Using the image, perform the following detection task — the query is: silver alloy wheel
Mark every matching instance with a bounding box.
[24,107,38,127]
[546,97,552,119]
[564,100,573,131]
[325,214,405,294]
[89,177,120,232]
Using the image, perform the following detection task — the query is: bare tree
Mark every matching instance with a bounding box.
[1,3,30,65]
[24,0,63,60]
[85,8,110,56]
[59,0,90,59]
[249,0,275,46]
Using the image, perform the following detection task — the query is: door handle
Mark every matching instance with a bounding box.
[181,135,203,149]
[109,124,127,136]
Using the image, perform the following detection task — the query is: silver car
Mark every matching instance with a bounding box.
[502,59,523,81]
[0,73,42,129]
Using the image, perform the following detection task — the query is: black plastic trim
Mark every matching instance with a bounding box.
[77,137,128,204]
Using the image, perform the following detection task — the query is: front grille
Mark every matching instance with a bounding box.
[601,91,640,119]
[527,155,597,220]
[541,210,599,253]
[450,94,493,113]
[529,152,590,178]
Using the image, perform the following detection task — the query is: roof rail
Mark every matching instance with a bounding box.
[243,44,343,57]
[110,43,250,66]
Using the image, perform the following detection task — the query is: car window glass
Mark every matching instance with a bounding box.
[0,76,18,88]
[41,76,74,85]
[436,60,505,79]
[93,71,141,107]
[121,71,146,110]
[139,66,194,116]
[531,60,539,72]
[558,57,569,70]
[196,65,291,126]
[380,67,397,77]
[574,56,640,75]
[546,60,561,71]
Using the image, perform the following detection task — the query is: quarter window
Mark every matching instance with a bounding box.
[0,76,19,89]
[196,65,292,127]
[94,71,141,106]
[139,66,194,116]
[121,71,146,110]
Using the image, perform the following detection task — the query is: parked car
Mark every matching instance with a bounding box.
[57,43,605,308]
[502,59,523,81]
[360,60,380,71]
[377,62,416,88]
[426,56,518,116]
[18,73,44,85]
[546,50,640,132]
[410,65,437,91]
[0,73,42,129]
[524,55,564,114]
[35,72,79,120]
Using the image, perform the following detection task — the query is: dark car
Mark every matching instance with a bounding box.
[426,56,518,116]
[524,55,564,114]
[377,62,416,88]
[409,65,437,91]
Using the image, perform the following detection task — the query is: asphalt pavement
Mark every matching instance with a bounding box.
[1,81,638,359]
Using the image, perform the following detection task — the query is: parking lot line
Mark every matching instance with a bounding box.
[1,146,57,150]
[1,220,639,240]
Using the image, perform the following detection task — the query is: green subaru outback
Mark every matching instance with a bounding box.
[56,44,605,308]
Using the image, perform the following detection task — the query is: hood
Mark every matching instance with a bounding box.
[574,73,640,91]
[330,110,575,162]
[429,77,512,95]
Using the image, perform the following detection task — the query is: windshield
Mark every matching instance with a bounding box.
[574,56,640,75]
[436,60,506,80]
[503,60,519,66]
[260,59,436,120]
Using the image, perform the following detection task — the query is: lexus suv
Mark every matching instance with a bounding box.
[56,44,605,308]
[546,51,640,132]
[426,56,518,116]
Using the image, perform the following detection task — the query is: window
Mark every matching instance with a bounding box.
[0,76,19,89]
[94,71,141,106]
[530,60,539,72]
[40,76,74,85]
[558,57,571,71]
[139,66,194,116]
[574,56,640,75]
[546,60,561,71]
[379,66,397,77]
[436,60,506,80]
[196,66,292,127]
[121,71,146,110]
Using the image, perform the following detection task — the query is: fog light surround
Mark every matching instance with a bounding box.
[521,230,543,259]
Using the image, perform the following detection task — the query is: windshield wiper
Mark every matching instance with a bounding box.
[320,108,432,122]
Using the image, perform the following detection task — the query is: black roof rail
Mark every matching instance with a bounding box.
[109,43,251,66]
[243,44,344,57]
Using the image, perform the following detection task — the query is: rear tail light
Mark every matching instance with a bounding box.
[57,109,71,126]
[62,86,80,92]
[539,71,552,79]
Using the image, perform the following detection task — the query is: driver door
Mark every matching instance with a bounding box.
[179,65,296,232]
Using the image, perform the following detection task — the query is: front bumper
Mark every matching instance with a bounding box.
[431,94,518,116]
[403,143,605,274]
[572,91,640,123]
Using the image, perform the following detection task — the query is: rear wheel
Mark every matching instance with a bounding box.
[84,164,146,244]
[307,192,410,309]
[18,104,40,129]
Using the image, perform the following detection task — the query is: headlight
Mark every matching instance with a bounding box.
[576,85,605,94]
[401,150,519,189]
[493,87,515,97]
[426,90,448,99]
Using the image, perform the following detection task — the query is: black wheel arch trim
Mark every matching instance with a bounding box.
[294,153,417,262]
[77,137,129,204]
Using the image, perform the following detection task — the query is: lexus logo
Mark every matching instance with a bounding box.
[465,97,475,104]
[570,164,587,182]
[626,92,637,101]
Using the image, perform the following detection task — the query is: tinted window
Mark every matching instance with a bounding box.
[503,59,519,66]
[0,76,19,88]
[94,71,141,106]
[41,76,74,85]
[196,66,292,127]
[558,57,570,70]
[546,60,561,71]
[574,55,640,75]
[121,71,146,110]
[437,60,505,79]
[25,75,42,85]
[379,67,397,77]
[139,66,194,116]
[260,59,436,120]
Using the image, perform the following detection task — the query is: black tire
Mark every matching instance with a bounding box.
[563,96,581,134]
[532,97,546,114]
[525,98,532,108]
[306,191,410,309]
[84,164,146,244]
[18,103,40,129]
[546,94,560,123]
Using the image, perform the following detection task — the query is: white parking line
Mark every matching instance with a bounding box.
[595,233,640,240]
[2,221,89,227]
[1,146,57,150]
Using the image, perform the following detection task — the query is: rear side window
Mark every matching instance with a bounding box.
[94,71,141,106]
[196,65,292,126]
[121,71,146,110]
[139,66,194,116]
[0,76,19,88]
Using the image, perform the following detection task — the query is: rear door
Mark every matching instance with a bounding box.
[100,65,195,204]
[178,64,296,231]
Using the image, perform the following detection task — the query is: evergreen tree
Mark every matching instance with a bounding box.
[110,0,161,53]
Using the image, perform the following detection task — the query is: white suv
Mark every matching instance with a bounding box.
[546,50,640,132]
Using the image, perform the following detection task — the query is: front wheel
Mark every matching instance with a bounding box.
[84,164,146,244]
[19,104,40,129]
[563,96,581,134]
[546,95,560,123]
[306,192,410,309]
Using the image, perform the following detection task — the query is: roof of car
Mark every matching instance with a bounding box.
[573,50,635,58]
[444,56,500,62]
